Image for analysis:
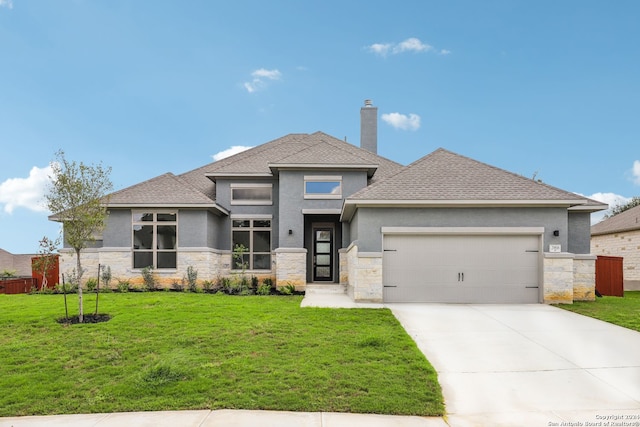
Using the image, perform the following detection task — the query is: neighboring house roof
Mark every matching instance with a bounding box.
[343,148,606,219]
[591,204,640,236]
[106,173,228,214]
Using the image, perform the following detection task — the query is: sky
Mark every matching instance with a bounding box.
[1,0,639,254]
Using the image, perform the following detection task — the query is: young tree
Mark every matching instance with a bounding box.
[45,150,112,323]
[32,235,61,290]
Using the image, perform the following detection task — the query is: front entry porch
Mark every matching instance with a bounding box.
[303,214,341,284]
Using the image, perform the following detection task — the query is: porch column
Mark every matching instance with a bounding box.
[274,248,307,290]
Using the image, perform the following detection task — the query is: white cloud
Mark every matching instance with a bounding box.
[393,37,432,54]
[583,192,631,224]
[243,68,282,93]
[381,112,421,131]
[368,43,392,56]
[367,38,447,57]
[212,146,253,161]
[0,0,13,9]
[632,160,640,185]
[0,165,52,214]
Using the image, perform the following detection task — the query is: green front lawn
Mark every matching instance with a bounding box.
[560,291,640,332]
[0,293,444,417]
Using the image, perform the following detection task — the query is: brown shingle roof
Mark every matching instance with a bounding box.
[591,204,640,235]
[203,132,403,183]
[348,148,592,203]
[107,173,217,206]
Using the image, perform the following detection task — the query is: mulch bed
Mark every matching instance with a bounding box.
[57,314,112,325]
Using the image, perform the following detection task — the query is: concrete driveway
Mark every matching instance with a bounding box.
[387,303,640,426]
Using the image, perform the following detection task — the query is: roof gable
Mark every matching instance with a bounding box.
[203,132,402,182]
[348,148,592,203]
[591,204,640,235]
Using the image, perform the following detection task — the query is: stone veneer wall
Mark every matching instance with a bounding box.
[345,244,383,302]
[542,253,596,304]
[573,255,596,301]
[274,248,307,290]
[591,230,640,282]
[59,248,233,287]
[338,249,348,286]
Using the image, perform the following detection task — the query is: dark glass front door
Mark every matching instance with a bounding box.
[313,228,333,281]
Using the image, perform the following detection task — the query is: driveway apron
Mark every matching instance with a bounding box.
[387,303,640,426]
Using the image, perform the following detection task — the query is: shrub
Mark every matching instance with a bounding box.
[1,269,17,278]
[141,266,158,291]
[56,282,76,293]
[202,280,215,293]
[185,266,198,292]
[256,283,272,295]
[171,281,184,292]
[86,278,98,292]
[116,279,130,293]
[250,275,259,290]
[100,265,112,288]
[279,283,296,295]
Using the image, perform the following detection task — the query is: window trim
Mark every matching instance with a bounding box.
[230,183,273,205]
[132,210,178,270]
[231,217,272,271]
[303,175,342,199]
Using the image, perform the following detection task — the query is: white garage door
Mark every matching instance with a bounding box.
[383,233,541,303]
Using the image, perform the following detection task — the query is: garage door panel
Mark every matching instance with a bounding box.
[384,285,539,304]
[383,233,540,303]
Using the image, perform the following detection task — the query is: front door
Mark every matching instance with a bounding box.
[313,227,333,281]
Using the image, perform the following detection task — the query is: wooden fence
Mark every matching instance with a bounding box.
[595,256,624,297]
[0,277,38,294]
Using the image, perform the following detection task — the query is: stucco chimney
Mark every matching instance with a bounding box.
[360,99,378,154]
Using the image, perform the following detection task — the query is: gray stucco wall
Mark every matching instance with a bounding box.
[215,178,278,250]
[567,211,592,254]
[351,207,571,252]
[103,209,131,247]
[278,170,368,248]
[179,210,209,248]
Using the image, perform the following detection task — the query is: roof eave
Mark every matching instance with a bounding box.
[568,203,609,213]
[205,173,273,182]
[105,203,230,216]
[268,163,379,178]
[340,199,589,222]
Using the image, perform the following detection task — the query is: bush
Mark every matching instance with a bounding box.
[202,280,215,293]
[100,265,112,288]
[116,279,130,293]
[256,283,272,295]
[279,283,296,295]
[171,281,184,292]
[186,266,198,292]
[86,278,98,292]
[141,266,158,291]
[56,282,76,293]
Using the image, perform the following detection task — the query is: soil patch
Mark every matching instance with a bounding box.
[57,314,112,325]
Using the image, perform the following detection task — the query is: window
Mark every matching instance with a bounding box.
[230,183,272,205]
[304,176,342,199]
[231,218,271,270]
[132,212,177,269]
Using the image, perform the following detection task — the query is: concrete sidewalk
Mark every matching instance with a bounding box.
[0,409,447,427]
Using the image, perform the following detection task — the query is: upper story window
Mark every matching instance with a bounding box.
[304,176,342,199]
[132,211,177,269]
[230,183,272,205]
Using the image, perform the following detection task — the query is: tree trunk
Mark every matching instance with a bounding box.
[76,249,83,323]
